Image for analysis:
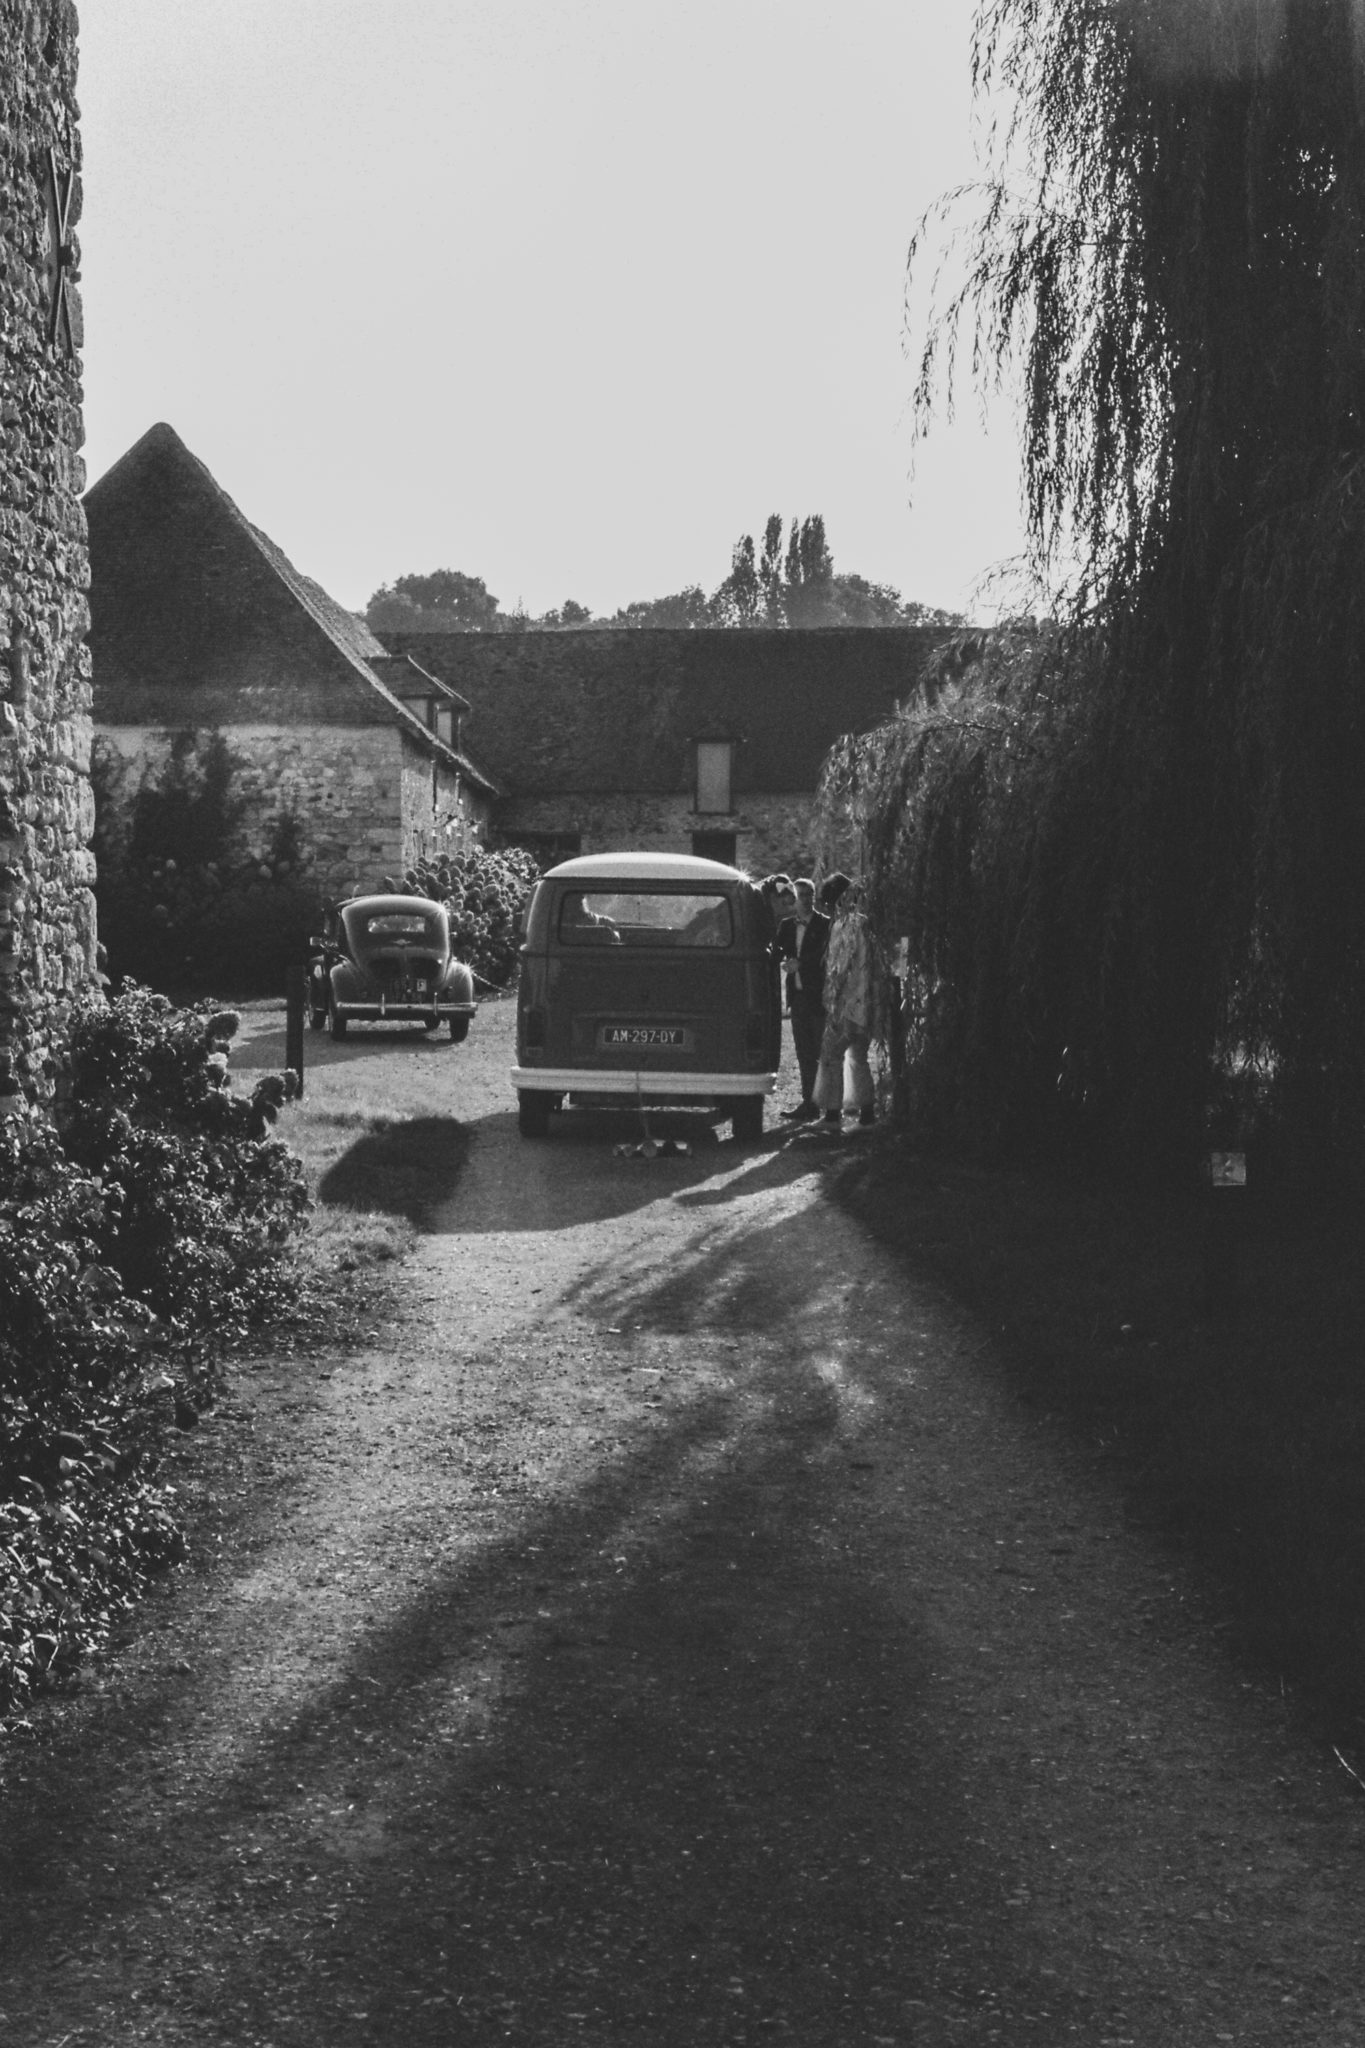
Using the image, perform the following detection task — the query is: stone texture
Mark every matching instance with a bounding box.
[0,0,96,1104]
[93,723,494,905]
[495,791,821,878]
[86,425,497,905]
[383,625,947,876]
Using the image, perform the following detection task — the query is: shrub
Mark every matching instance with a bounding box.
[383,844,541,986]
[92,732,322,995]
[62,985,309,1331]
[0,986,308,1720]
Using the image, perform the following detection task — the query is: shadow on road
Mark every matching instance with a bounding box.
[0,1310,1057,2045]
[422,1112,832,1237]
[317,1117,471,1226]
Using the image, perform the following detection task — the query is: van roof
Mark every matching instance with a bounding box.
[544,851,748,883]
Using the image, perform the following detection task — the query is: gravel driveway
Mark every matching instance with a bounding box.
[1,997,1363,2045]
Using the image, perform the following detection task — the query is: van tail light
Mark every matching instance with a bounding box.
[745,1010,767,1055]
[523,1006,547,1050]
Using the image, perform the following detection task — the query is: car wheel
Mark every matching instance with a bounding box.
[308,1004,328,1032]
[448,1015,471,1044]
[328,1001,348,1041]
[518,1089,552,1137]
[731,1096,764,1143]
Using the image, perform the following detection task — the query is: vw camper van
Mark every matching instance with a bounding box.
[513,852,781,1140]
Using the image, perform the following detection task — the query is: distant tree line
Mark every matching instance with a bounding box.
[364,518,962,635]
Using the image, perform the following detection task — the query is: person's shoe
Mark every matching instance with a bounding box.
[781,1100,818,1122]
[858,1107,876,1125]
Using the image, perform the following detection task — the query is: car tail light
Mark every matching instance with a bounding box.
[523,1006,547,1050]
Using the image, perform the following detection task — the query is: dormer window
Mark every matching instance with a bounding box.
[436,704,454,747]
[695,740,734,815]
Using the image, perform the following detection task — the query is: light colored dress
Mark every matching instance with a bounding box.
[814,909,875,1113]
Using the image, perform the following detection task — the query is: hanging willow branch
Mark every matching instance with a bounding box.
[883,1,1365,1175]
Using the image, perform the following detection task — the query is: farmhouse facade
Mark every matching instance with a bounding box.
[0,1,98,1107]
[85,425,499,905]
[384,625,945,876]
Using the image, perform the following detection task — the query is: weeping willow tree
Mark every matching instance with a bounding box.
[830,0,1365,1178]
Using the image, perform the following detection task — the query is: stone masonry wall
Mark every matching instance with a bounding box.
[0,1,95,1105]
[397,731,493,874]
[95,723,490,905]
[496,792,822,879]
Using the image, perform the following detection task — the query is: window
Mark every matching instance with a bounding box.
[558,891,734,949]
[436,705,454,747]
[695,740,733,814]
[365,913,436,938]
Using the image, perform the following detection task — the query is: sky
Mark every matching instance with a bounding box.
[76,1,1026,622]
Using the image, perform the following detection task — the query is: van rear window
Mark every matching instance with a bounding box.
[558,891,734,948]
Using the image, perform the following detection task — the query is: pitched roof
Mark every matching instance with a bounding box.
[84,424,498,794]
[381,625,948,795]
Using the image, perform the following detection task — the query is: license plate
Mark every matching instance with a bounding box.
[601,1024,687,1048]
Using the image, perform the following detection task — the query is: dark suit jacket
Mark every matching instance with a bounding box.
[776,911,831,1008]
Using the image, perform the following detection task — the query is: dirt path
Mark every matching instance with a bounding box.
[2,1001,1363,2046]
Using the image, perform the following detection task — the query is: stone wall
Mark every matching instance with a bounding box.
[0,1,95,1105]
[94,723,492,904]
[496,792,822,878]
[398,733,493,873]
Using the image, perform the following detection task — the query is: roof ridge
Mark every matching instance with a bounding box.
[87,422,496,785]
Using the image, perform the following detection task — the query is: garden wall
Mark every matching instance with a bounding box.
[94,723,492,903]
[0,1,96,1106]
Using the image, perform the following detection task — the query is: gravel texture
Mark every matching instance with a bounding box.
[1,1000,1363,2045]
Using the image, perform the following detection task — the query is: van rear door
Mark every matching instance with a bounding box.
[546,881,755,1074]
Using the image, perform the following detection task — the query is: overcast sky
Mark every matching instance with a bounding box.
[76,2,1025,622]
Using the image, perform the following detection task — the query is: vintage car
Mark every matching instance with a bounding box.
[308,894,477,1041]
[512,851,782,1140]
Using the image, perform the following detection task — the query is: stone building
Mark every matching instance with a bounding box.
[384,625,946,876]
[0,0,97,1107]
[85,424,499,904]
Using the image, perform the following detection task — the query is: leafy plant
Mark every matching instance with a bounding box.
[871,1,1365,1182]
[383,845,541,986]
[62,985,309,1331]
[92,731,320,994]
[0,987,308,1720]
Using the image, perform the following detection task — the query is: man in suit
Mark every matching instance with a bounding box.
[775,877,831,1120]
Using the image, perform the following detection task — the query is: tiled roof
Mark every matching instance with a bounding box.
[382,625,949,795]
[85,424,498,795]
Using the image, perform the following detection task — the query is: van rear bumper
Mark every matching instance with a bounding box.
[511,1067,774,1098]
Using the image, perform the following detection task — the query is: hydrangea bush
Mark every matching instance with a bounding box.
[382,845,541,987]
[0,986,308,1719]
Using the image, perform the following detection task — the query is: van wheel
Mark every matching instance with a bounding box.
[328,1002,348,1041]
[518,1089,552,1137]
[731,1096,764,1143]
[448,1015,471,1044]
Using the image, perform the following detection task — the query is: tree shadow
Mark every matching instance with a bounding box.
[0,1310,1070,2044]
[317,1116,471,1225]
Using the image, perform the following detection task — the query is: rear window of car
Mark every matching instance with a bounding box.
[363,913,436,937]
[557,890,734,948]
